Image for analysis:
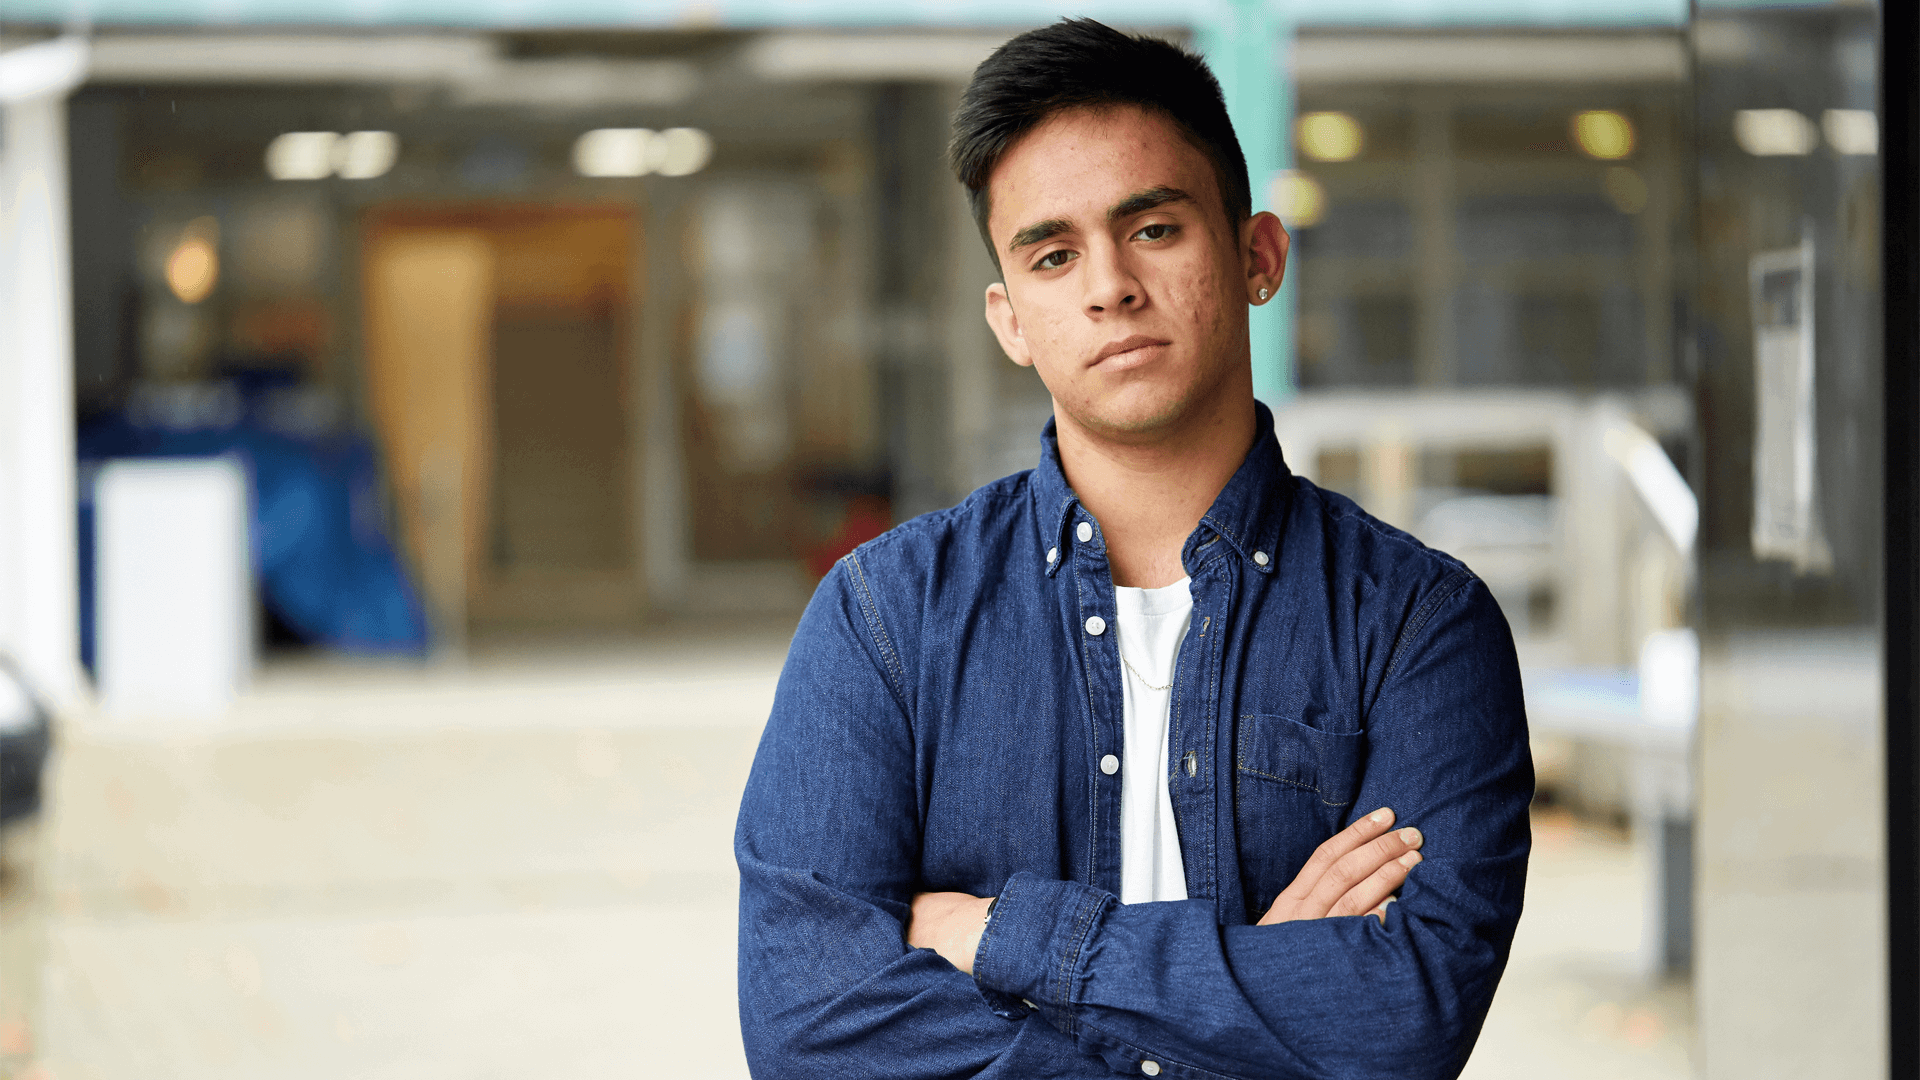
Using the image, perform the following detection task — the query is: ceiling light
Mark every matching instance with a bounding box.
[165,217,220,304]
[1297,112,1363,163]
[574,127,653,177]
[1734,109,1817,156]
[1822,108,1877,155]
[1572,110,1634,159]
[652,127,713,177]
[265,131,338,180]
[1269,170,1326,230]
[334,130,399,179]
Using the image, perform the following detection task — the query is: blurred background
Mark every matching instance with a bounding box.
[0,1,1894,1077]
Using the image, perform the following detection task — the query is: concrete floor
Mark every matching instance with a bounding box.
[0,629,1693,1079]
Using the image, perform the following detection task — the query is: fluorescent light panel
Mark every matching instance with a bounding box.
[573,127,712,179]
[1822,109,1877,156]
[265,130,398,180]
[1734,109,1818,157]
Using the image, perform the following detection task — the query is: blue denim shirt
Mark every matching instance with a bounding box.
[736,403,1532,1080]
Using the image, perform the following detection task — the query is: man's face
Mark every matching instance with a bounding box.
[982,105,1285,443]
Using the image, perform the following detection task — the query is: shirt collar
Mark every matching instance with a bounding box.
[1031,401,1294,578]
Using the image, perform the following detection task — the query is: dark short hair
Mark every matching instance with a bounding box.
[949,18,1251,268]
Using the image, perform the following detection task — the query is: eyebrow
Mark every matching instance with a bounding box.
[1004,186,1198,258]
[1007,217,1073,255]
[1107,185,1194,222]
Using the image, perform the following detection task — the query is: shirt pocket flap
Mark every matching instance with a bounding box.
[1235,713,1365,807]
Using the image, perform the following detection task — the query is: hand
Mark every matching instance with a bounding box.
[1257,807,1423,926]
[907,891,995,975]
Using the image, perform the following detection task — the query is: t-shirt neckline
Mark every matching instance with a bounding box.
[1115,576,1193,619]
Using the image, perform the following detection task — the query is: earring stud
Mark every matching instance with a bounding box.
[1257,287,1269,301]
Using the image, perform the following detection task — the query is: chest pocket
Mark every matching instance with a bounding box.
[1233,713,1367,922]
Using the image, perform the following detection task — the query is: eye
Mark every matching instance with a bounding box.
[1133,222,1178,242]
[1033,249,1077,271]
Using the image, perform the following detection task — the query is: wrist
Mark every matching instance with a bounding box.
[955,894,994,975]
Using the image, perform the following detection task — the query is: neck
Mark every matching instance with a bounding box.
[1054,386,1258,589]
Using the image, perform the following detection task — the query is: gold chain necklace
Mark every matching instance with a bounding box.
[1119,652,1173,692]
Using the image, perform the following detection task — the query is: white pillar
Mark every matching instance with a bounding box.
[0,38,90,709]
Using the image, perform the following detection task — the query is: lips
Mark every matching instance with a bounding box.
[1090,335,1172,366]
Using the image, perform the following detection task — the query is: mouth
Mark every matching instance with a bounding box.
[1090,335,1172,367]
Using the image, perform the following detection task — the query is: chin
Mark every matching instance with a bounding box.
[1064,391,1192,440]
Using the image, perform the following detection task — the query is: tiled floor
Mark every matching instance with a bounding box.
[0,630,1692,1079]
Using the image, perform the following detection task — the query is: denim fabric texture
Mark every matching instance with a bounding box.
[735,403,1534,1080]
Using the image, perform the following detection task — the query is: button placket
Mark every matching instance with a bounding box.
[1072,534,1125,895]
[1167,568,1225,914]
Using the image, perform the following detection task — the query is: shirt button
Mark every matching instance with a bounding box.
[1076,521,1094,543]
[1100,754,1120,775]
[1046,546,1058,565]
[1085,615,1106,636]
[1141,1062,1162,1076]
[1253,550,1270,566]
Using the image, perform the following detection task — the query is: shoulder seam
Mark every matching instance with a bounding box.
[842,551,911,710]
[847,478,1030,561]
[1382,569,1477,682]
[1318,488,1467,577]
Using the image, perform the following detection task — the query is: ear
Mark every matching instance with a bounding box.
[984,282,1034,367]
[1242,211,1290,305]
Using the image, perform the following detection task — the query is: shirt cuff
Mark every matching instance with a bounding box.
[973,871,1115,1028]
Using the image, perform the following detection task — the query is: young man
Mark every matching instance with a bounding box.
[736,20,1531,1080]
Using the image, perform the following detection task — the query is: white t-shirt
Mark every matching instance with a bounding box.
[1114,576,1193,904]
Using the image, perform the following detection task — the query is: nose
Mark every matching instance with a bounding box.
[1082,241,1143,315]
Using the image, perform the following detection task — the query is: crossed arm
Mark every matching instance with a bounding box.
[737,568,1530,1080]
[908,809,1428,975]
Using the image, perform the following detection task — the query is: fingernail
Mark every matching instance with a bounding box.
[1399,851,1423,868]
[1369,808,1392,825]
[1398,827,1423,848]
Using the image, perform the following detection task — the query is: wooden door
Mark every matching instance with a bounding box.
[361,206,636,637]
[360,228,494,648]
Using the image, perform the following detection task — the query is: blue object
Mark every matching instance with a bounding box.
[77,381,430,664]
[736,402,1532,1078]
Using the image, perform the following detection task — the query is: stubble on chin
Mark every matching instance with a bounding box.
[1053,382,1196,444]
